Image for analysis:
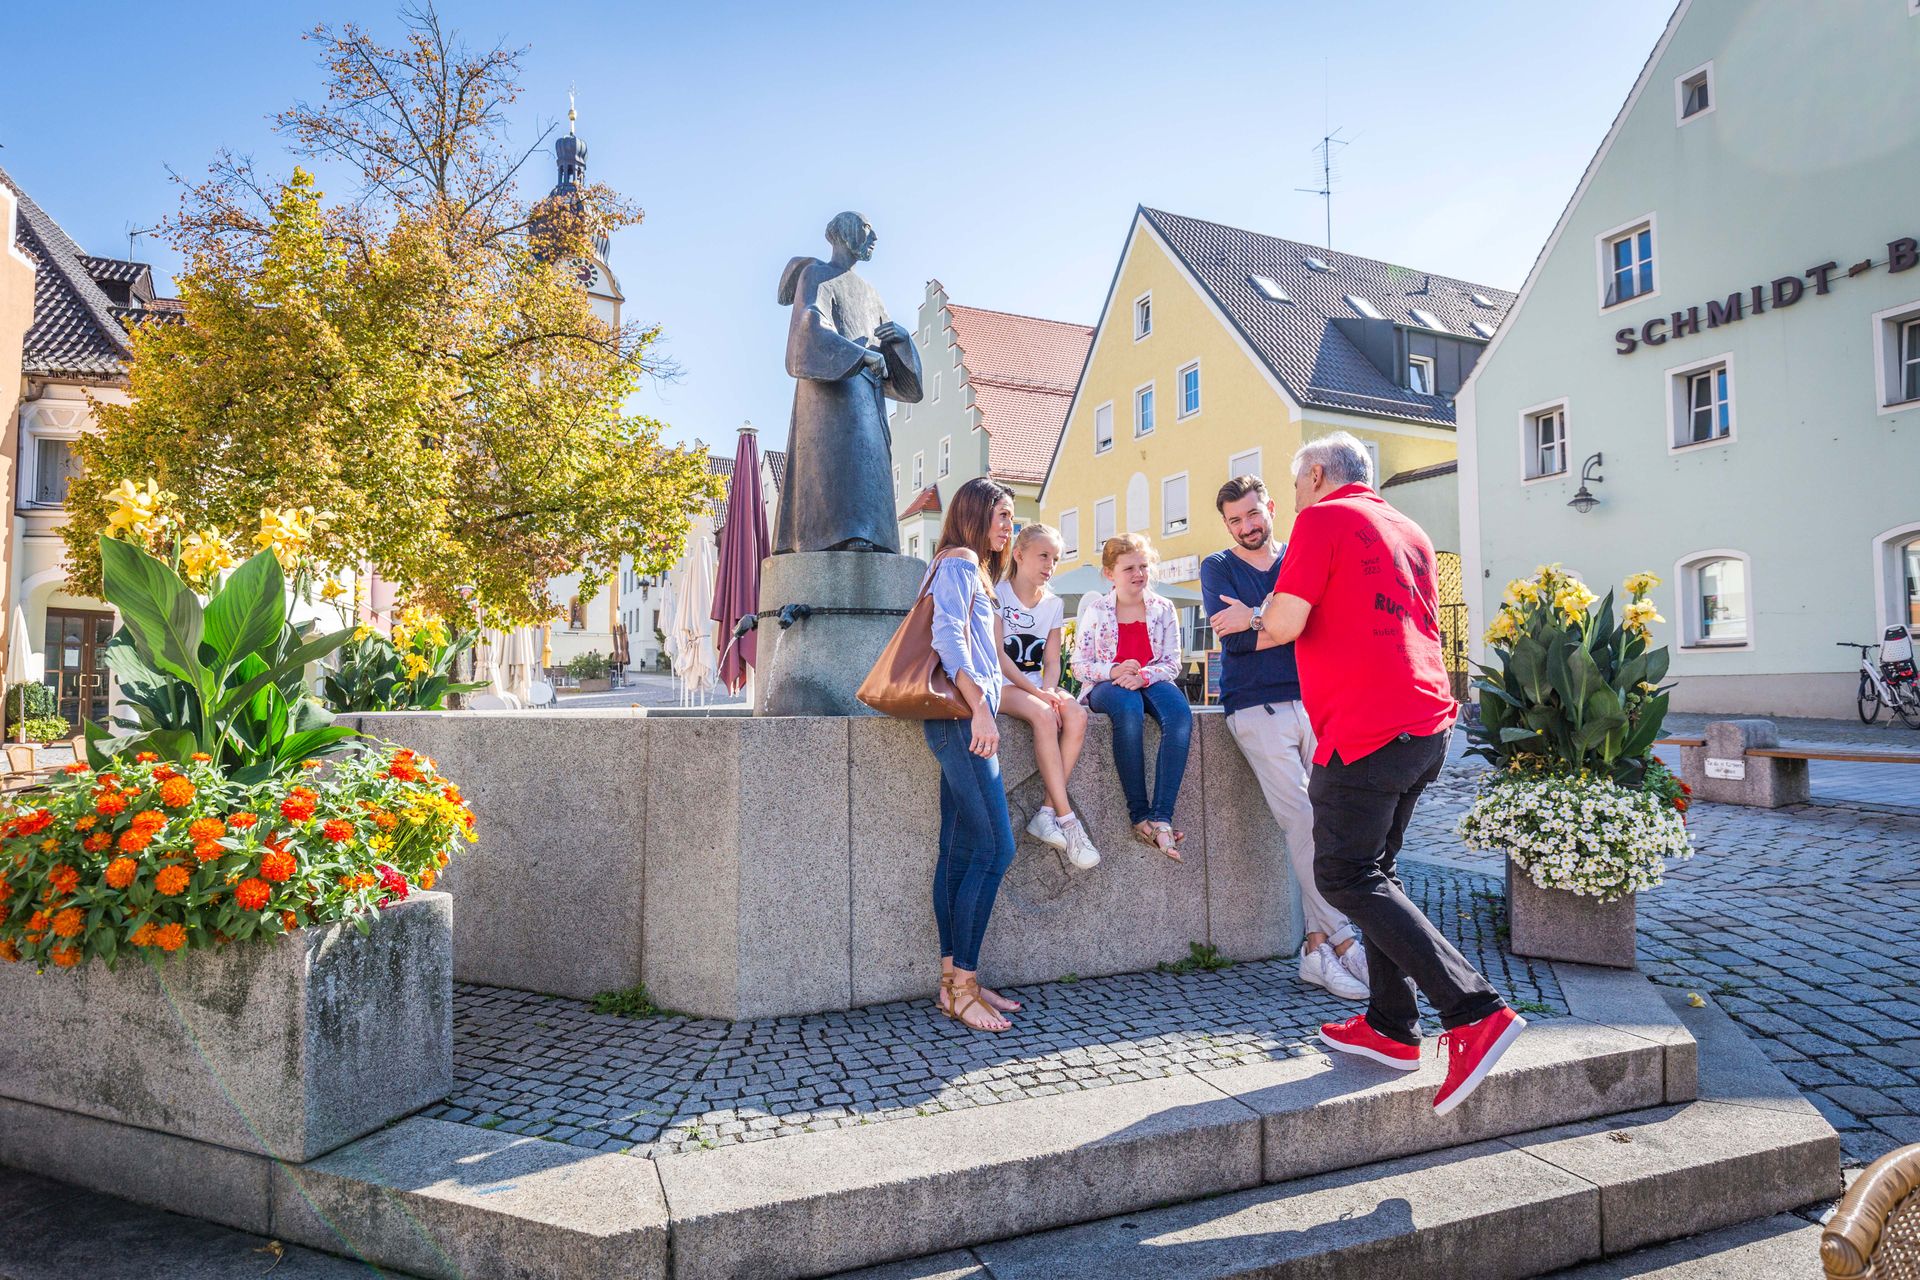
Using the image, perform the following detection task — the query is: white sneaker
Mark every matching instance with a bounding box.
[1301,942,1368,1001]
[1026,806,1068,851]
[1058,815,1101,870]
[1336,942,1370,989]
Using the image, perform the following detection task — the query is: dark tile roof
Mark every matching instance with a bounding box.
[1381,459,1458,489]
[707,446,787,530]
[80,255,150,286]
[0,165,136,380]
[1141,208,1515,427]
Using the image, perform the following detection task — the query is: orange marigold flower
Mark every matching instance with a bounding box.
[74,815,97,832]
[96,794,128,817]
[191,752,212,763]
[193,841,224,864]
[436,851,450,868]
[154,923,186,952]
[131,809,167,834]
[62,762,90,775]
[0,938,18,962]
[321,819,353,844]
[234,878,271,911]
[48,864,79,896]
[158,776,196,808]
[280,789,317,822]
[301,759,324,770]
[16,808,54,836]
[154,865,191,897]
[26,909,50,938]
[134,751,159,763]
[105,857,138,889]
[50,944,81,968]
[82,832,111,854]
[280,910,298,931]
[259,850,296,883]
[419,866,437,891]
[129,923,157,947]
[51,907,84,938]
[152,765,178,782]
[117,829,151,854]
[38,837,58,853]
[188,817,225,842]
[372,810,398,831]
[228,812,259,830]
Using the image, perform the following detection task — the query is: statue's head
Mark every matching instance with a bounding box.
[825,211,876,262]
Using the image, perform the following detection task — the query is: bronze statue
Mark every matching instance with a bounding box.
[774,212,923,554]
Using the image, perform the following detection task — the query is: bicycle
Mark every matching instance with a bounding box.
[1840,626,1920,728]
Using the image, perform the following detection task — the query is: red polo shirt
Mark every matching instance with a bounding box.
[1273,483,1456,766]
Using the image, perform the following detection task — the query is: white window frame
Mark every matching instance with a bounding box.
[1596,213,1660,313]
[912,451,925,487]
[1675,61,1715,124]
[19,404,86,511]
[1177,360,1202,419]
[1059,508,1080,560]
[892,464,900,496]
[938,435,951,478]
[1361,440,1381,486]
[1134,381,1156,437]
[1161,472,1190,536]
[1228,447,1262,481]
[908,533,922,559]
[1093,496,1117,550]
[932,372,941,402]
[1870,298,1920,414]
[1093,401,1115,454]
[1133,291,1153,341]
[1518,397,1571,485]
[1408,354,1437,396]
[1665,351,1737,453]
[1872,520,1920,627]
[1674,549,1755,651]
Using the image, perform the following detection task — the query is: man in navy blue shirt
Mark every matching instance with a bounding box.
[1201,475,1366,1001]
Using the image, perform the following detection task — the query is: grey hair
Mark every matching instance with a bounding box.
[1291,431,1373,487]
[825,211,868,249]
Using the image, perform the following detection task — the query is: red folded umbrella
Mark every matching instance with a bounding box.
[712,426,770,693]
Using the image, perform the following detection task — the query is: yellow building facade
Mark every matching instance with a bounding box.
[1038,209,1497,593]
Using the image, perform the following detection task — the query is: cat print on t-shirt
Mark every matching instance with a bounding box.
[995,580,1064,676]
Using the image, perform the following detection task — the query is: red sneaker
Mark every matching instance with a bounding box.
[1432,1007,1527,1116]
[1318,1015,1421,1072]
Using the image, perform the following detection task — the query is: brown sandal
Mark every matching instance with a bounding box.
[943,974,1009,1033]
[1134,819,1183,863]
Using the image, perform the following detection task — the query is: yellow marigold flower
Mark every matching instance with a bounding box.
[1624,598,1664,628]
[1553,581,1598,623]
[255,506,315,571]
[389,624,412,651]
[104,478,171,543]
[402,653,431,680]
[1503,578,1540,606]
[1483,608,1520,648]
[1623,571,1662,598]
[180,529,237,589]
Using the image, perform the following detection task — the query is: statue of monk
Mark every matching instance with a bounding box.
[773,212,924,554]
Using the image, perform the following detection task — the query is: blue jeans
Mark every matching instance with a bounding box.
[923,718,1017,973]
[1088,680,1193,825]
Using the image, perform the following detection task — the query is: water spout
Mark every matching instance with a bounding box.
[777,603,814,629]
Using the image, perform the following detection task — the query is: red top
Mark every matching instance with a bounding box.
[1273,483,1456,766]
[1114,620,1154,668]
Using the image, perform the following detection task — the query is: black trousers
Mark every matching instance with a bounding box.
[1310,729,1505,1045]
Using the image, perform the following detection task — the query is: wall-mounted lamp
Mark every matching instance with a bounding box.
[1568,452,1604,514]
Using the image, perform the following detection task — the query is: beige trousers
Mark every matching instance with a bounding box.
[1225,700,1355,948]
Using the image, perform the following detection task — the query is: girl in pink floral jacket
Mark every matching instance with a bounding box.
[1070,534,1191,860]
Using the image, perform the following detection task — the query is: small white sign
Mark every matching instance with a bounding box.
[1704,757,1746,780]
[1157,555,1200,585]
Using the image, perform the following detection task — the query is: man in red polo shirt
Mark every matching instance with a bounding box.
[1258,431,1522,1117]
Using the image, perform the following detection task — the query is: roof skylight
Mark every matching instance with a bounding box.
[1409,308,1448,332]
[1469,319,1497,339]
[1249,275,1292,303]
[1470,292,1495,308]
[1305,256,1332,273]
[1344,295,1384,320]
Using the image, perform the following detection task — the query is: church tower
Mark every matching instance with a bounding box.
[548,96,624,328]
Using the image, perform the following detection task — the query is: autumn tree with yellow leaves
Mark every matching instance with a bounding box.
[62,4,718,625]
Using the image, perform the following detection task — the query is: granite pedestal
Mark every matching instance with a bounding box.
[753,550,926,716]
[1505,860,1638,969]
[1676,718,1810,808]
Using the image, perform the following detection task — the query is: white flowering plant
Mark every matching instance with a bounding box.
[1459,766,1692,903]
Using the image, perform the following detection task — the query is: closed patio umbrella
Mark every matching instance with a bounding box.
[7,607,36,744]
[672,535,716,701]
[711,424,770,693]
[1048,564,1204,612]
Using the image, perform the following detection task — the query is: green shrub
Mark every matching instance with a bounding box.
[19,716,71,744]
[3,682,58,731]
[565,650,608,680]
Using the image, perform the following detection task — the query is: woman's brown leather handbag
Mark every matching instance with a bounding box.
[857,566,971,719]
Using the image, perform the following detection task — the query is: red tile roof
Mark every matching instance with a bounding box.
[898,485,942,520]
[945,303,1091,487]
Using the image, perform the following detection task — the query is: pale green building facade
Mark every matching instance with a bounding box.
[1461,0,1920,717]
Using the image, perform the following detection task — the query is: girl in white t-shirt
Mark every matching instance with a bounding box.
[995,524,1100,869]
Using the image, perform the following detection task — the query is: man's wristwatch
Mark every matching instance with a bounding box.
[1250,606,1266,634]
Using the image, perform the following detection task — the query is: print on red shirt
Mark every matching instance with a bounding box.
[1273,483,1456,766]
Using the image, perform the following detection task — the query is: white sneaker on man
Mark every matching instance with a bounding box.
[1337,942,1370,989]
[1058,815,1101,870]
[1301,941,1368,1001]
[1025,806,1068,851]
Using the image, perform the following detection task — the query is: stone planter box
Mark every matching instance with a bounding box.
[0,892,452,1162]
[1505,859,1637,969]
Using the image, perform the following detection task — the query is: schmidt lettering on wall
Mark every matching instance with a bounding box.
[1614,236,1920,354]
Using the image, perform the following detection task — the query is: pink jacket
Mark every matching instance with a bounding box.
[1071,589,1183,694]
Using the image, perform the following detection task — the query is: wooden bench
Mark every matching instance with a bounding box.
[1673,719,1920,807]
[1749,747,1920,765]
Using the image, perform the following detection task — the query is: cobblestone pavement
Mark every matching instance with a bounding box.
[550,671,747,710]
[1416,722,1920,1170]
[423,862,1564,1157]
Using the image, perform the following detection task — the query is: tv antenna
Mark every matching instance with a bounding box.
[1296,128,1348,251]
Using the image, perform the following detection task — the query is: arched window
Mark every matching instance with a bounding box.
[1903,535,1920,627]
[1675,551,1752,649]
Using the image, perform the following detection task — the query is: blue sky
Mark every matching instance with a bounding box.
[3,1,1676,457]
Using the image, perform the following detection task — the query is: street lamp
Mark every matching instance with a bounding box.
[1568,453,1605,514]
